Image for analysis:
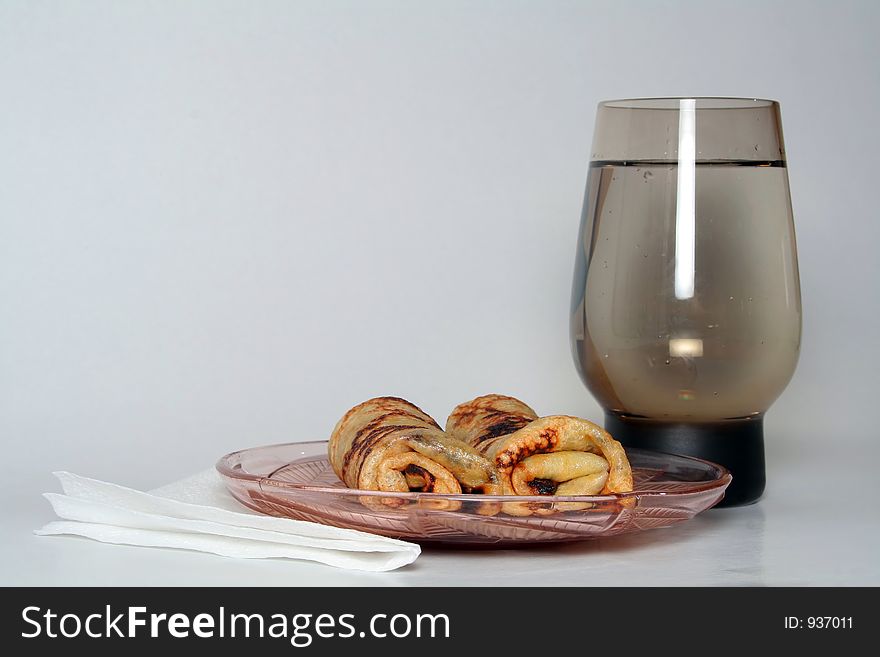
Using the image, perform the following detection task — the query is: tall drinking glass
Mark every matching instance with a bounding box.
[570,98,801,506]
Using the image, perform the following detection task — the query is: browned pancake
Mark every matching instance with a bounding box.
[328,397,499,494]
[446,395,633,499]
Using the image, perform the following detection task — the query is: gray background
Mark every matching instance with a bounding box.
[1,1,878,584]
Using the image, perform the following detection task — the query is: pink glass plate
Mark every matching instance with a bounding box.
[216,441,731,545]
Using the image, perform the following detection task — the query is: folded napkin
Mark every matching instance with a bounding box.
[36,470,420,572]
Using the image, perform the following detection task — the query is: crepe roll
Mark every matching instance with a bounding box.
[446,394,633,497]
[329,397,499,494]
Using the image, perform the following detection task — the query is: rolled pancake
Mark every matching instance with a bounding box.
[446,394,633,497]
[329,397,499,494]
[446,394,538,449]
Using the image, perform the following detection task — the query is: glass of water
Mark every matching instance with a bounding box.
[570,98,801,506]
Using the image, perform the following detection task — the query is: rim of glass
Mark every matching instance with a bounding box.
[216,440,732,502]
[600,97,778,110]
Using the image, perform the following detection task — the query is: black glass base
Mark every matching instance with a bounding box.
[604,413,765,507]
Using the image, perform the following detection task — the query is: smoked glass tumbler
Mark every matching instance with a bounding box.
[570,98,801,506]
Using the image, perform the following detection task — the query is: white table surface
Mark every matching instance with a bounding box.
[3,435,878,587]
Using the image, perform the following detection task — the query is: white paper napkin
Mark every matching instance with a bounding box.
[35,470,420,572]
